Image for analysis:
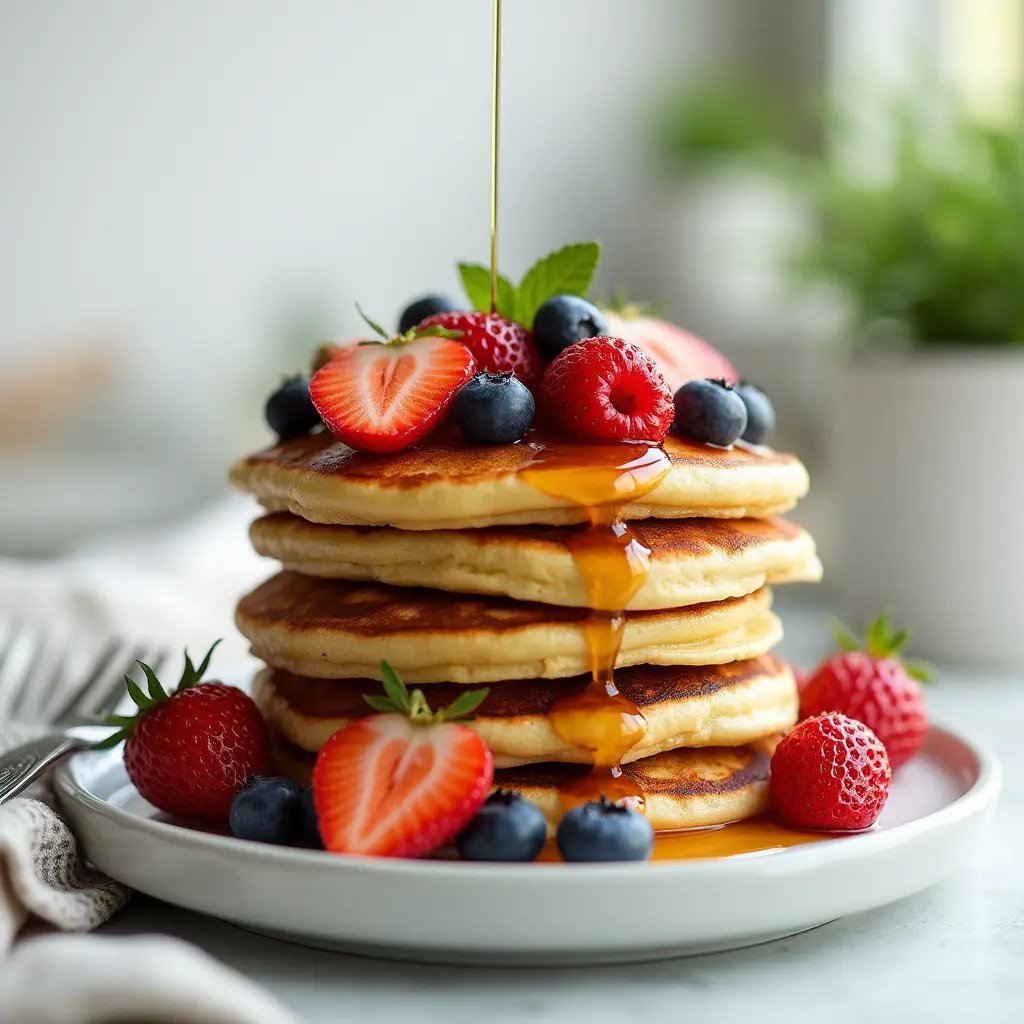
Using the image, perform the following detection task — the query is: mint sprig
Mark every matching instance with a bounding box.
[458,241,601,328]
[363,660,489,723]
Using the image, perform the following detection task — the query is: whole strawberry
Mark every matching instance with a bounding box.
[539,335,674,442]
[801,615,931,771]
[418,311,543,390]
[100,641,271,822]
[771,713,891,830]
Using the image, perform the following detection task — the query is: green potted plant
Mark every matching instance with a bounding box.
[794,100,1024,664]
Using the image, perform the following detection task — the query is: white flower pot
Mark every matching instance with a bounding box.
[833,352,1024,666]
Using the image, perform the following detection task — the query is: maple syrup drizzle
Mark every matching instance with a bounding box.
[520,442,672,811]
[535,813,832,861]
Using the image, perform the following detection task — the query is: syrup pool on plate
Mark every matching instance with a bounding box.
[535,814,832,862]
[520,441,672,811]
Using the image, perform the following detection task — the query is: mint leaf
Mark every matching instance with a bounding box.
[458,263,516,318]
[514,242,601,328]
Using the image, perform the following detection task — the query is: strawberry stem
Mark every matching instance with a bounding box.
[830,615,934,682]
[94,640,223,748]
[362,661,489,723]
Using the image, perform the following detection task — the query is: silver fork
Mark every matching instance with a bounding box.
[0,623,167,804]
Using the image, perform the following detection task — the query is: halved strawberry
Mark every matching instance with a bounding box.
[313,663,494,858]
[310,309,476,454]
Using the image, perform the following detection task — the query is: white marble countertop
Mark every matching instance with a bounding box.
[99,605,1024,1023]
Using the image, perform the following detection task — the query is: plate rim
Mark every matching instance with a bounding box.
[54,722,1002,882]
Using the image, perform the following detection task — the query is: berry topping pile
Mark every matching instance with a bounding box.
[770,713,892,831]
[800,615,931,771]
[99,642,271,823]
[313,663,494,858]
[538,335,674,442]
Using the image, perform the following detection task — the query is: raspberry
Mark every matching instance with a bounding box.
[538,336,674,442]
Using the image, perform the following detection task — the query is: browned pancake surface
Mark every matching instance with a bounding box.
[237,570,762,637]
[268,655,786,720]
[239,427,796,491]
[495,744,772,799]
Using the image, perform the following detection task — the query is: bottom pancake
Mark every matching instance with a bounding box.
[269,730,777,833]
[253,656,797,767]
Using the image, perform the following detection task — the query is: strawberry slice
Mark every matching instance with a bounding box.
[313,663,494,858]
[310,309,476,454]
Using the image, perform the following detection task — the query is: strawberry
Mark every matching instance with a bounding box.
[314,663,494,858]
[418,311,543,390]
[98,642,271,823]
[770,713,891,830]
[800,615,931,771]
[310,308,475,454]
[603,307,737,394]
[538,335,674,442]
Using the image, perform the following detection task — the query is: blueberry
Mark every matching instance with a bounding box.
[229,776,302,845]
[457,790,548,862]
[265,377,321,442]
[734,382,775,445]
[398,294,462,334]
[299,787,322,848]
[531,295,608,361]
[556,797,654,863]
[453,371,535,444]
[672,378,747,447]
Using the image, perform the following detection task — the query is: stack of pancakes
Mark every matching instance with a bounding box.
[230,429,819,833]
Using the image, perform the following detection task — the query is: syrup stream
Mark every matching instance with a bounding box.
[520,442,672,811]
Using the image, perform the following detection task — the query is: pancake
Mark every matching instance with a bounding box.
[229,428,809,530]
[235,572,781,683]
[493,739,777,830]
[252,655,798,767]
[249,513,821,610]
[269,729,777,832]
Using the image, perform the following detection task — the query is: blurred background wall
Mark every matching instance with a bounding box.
[2,0,1022,595]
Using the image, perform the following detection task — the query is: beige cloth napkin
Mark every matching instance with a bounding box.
[0,499,298,1023]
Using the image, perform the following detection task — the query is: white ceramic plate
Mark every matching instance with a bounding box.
[55,725,1000,965]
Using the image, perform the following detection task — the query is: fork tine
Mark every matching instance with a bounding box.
[9,628,50,723]
[79,644,166,722]
[47,637,124,725]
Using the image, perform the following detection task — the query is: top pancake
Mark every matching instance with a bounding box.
[229,428,809,530]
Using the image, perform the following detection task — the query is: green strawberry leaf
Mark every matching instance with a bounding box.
[415,325,464,341]
[140,661,167,703]
[514,242,602,329]
[458,263,516,318]
[355,303,389,340]
[363,694,402,714]
[380,660,411,713]
[904,659,935,684]
[831,620,861,653]
[125,674,151,711]
[93,731,126,750]
[439,688,490,721]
